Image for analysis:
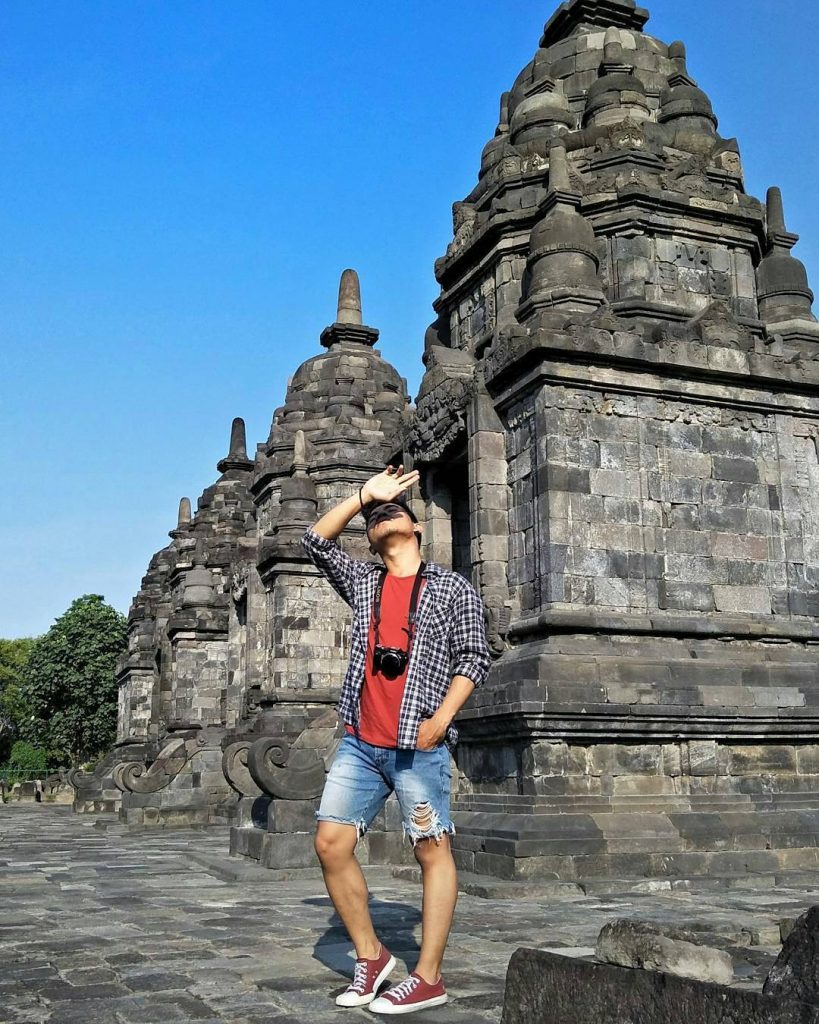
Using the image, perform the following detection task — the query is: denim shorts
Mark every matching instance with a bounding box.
[315,732,455,846]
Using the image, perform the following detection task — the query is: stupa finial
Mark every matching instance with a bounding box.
[228,417,248,460]
[320,269,379,348]
[337,268,363,326]
[177,497,192,527]
[217,416,254,475]
[766,186,787,238]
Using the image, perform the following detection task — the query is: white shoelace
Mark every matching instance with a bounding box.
[350,959,370,993]
[389,974,421,1001]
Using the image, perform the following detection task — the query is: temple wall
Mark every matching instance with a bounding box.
[170,637,229,726]
[505,384,819,619]
[118,669,154,740]
[267,573,352,691]
[599,237,759,318]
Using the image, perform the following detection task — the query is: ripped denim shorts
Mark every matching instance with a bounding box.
[315,732,455,847]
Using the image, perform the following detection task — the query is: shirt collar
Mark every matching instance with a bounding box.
[363,560,446,577]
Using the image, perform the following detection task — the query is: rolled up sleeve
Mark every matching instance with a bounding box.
[300,526,367,608]
[448,581,491,689]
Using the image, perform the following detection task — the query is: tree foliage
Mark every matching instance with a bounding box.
[21,595,127,765]
[0,637,36,761]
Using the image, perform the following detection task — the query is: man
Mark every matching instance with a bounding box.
[300,463,491,1015]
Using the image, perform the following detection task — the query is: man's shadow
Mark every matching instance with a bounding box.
[307,894,422,989]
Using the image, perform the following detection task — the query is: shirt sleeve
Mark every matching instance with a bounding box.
[448,580,491,689]
[300,525,369,608]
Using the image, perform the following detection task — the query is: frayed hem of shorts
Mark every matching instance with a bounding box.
[315,812,368,840]
[402,819,456,848]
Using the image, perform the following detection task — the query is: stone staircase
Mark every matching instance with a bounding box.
[450,788,819,882]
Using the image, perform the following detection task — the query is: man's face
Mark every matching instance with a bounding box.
[365,503,418,549]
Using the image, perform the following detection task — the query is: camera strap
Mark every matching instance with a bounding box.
[372,561,426,651]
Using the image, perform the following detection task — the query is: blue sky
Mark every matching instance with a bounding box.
[2,1,818,638]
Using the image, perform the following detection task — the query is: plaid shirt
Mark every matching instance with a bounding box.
[301,525,491,748]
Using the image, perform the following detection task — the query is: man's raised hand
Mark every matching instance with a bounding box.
[361,464,420,505]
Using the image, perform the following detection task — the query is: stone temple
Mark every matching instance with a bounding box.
[71,0,819,885]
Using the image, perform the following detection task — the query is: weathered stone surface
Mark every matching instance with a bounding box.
[596,918,735,985]
[501,948,819,1024]
[764,905,819,1006]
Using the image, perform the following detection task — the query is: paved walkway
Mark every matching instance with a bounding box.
[3,806,819,1023]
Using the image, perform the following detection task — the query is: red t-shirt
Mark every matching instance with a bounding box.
[346,573,426,748]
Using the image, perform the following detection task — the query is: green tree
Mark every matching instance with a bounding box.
[0,637,36,761]
[21,595,127,766]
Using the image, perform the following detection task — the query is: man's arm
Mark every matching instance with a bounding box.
[416,582,491,750]
[415,675,475,750]
[301,464,420,607]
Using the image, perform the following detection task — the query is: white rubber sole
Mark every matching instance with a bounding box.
[336,955,398,1007]
[369,993,449,1014]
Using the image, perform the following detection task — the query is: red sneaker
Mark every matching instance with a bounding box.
[369,971,448,1014]
[335,944,397,1007]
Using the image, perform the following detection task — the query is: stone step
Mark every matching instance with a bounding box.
[459,844,819,883]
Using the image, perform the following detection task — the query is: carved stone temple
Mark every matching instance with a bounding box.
[74,0,819,883]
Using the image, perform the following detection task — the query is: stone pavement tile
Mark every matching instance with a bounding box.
[7,806,819,1024]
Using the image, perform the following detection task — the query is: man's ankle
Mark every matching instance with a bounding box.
[356,940,382,960]
[414,966,441,985]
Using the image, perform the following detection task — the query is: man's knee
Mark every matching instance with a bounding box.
[413,830,453,866]
[314,822,358,866]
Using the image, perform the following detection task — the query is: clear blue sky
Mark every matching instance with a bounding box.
[2,1,818,638]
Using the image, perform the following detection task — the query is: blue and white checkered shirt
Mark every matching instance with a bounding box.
[301,526,491,749]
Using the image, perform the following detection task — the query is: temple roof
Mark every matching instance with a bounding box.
[540,0,649,48]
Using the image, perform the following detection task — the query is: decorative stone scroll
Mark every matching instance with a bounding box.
[246,716,344,801]
[222,740,263,798]
[113,736,198,794]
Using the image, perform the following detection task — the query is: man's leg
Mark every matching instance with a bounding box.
[413,833,457,984]
[314,821,380,960]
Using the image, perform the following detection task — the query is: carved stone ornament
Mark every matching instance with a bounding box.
[230,564,249,602]
[112,736,195,794]
[595,117,647,152]
[222,740,263,797]
[407,366,476,463]
[247,719,344,800]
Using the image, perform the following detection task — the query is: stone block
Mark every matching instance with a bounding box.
[589,744,662,777]
[729,746,798,775]
[658,580,714,612]
[589,469,641,498]
[713,456,760,483]
[596,919,734,985]
[764,905,819,1006]
[268,799,318,834]
[713,585,772,615]
[500,948,819,1024]
[522,742,588,778]
[260,832,319,870]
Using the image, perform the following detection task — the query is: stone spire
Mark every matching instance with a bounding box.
[517,140,605,319]
[540,0,649,48]
[320,268,380,349]
[757,187,819,335]
[168,496,192,539]
[217,417,254,476]
[178,497,192,528]
[658,41,717,133]
[584,27,650,127]
[273,430,318,538]
[336,268,363,325]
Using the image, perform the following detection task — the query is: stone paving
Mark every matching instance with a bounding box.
[4,807,819,1023]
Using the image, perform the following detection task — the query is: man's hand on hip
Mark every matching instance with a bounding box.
[416,712,450,750]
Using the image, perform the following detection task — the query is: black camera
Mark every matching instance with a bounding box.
[372,644,409,679]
